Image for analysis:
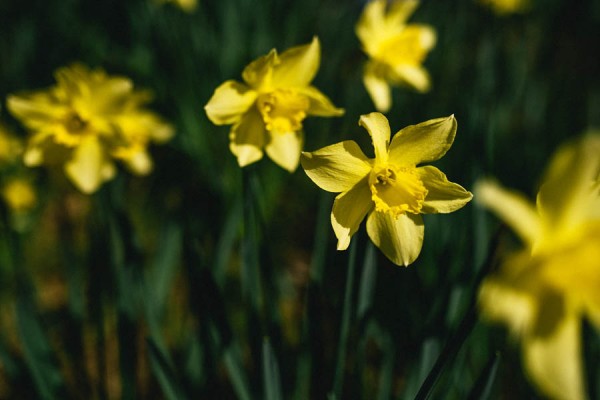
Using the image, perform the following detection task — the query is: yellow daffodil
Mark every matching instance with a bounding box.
[476,133,600,400]
[356,0,436,112]
[157,0,197,13]
[477,0,530,15]
[301,112,472,266]
[7,64,174,194]
[205,37,344,172]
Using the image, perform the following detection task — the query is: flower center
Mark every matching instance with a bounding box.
[257,89,310,133]
[64,111,89,134]
[369,165,427,217]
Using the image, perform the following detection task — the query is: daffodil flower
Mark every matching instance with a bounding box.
[356,0,436,112]
[476,133,600,400]
[205,37,344,172]
[7,64,174,194]
[301,112,472,266]
[478,0,530,15]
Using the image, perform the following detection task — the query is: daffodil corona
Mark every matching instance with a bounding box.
[301,112,472,266]
[7,64,174,194]
[476,133,600,400]
[204,37,344,172]
[356,0,436,112]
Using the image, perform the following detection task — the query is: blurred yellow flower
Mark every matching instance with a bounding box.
[205,37,344,172]
[476,133,600,400]
[1,178,36,212]
[0,123,23,166]
[478,0,530,15]
[157,0,197,13]
[356,0,436,112]
[7,64,174,194]
[301,113,471,266]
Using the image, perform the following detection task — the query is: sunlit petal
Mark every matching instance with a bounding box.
[523,307,585,400]
[331,177,373,250]
[229,108,266,167]
[64,135,111,194]
[475,179,541,246]
[296,86,344,117]
[242,49,277,89]
[359,112,390,164]
[363,62,392,113]
[537,133,600,232]
[204,80,257,125]
[388,115,456,166]
[265,130,303,172]
[366,211,424,266]
[301,141,371,193]
[272,37,320,88]
[417,166,472,213]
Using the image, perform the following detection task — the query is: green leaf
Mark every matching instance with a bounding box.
[262,338,283,400]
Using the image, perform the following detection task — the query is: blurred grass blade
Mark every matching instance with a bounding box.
[148,221,183,311]
[15,298,63,400]
[262,338,283,400]
[377,332,395,400]
[214,198,243,288]
[357,242,377,323]
[466,352,501,400]
[242,168,263,313]
[414,307,477,400]
[310,192,332,284]
[332,239,358,398]
[223,342,253,400]
[147,337,188,400]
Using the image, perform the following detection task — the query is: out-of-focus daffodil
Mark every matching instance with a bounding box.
[7,64,174,194]
[205,37,344,172]
[356,0,436,112]
[1,178,36,212]
[301,112,471,266]
[478,0,530,15]
[476,133,600,400]
[157,0,197,13]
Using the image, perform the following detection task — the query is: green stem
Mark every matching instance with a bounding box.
[332,238,358,398]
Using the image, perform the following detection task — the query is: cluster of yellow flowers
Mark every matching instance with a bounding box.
[5,1,596,399]
[7,64,173,194]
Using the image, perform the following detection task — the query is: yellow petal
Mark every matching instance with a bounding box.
[331,176,373,250]
[272,37,320,88]
[301,141,372,193]
[242,49,277,89]
[366,211,424,266]
[355,0,387,53]
[229,108,266,167]
[265,131,303,172]
[297,86,344,117]
[417,166,472,213]
[386,0,420,27]
[204,80,257,125]
[359,112,390,164]
[478,277,536,336]
[523,307,585,400]
[388,115,457,166]
[6,93,64,130]
[392,65,431,93]
[474,179,541,246]
[64,135,111,194]
[363,61,392,113]
[537,133,600,233]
